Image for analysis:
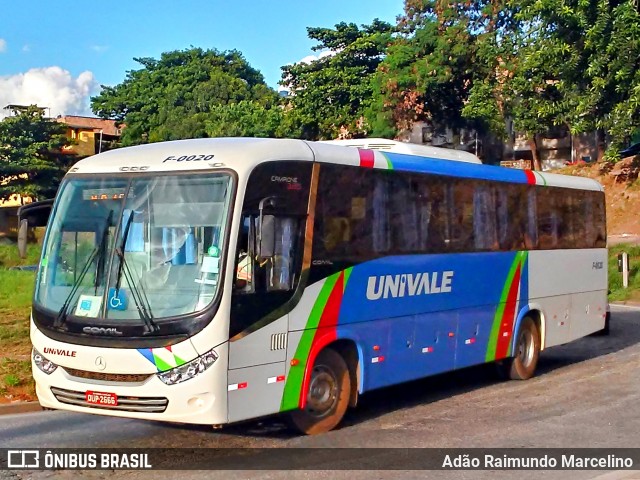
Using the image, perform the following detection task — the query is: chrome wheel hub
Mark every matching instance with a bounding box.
[517,329,534,367]
[306,365,338,417]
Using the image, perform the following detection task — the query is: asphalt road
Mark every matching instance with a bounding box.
[2,305,640,480]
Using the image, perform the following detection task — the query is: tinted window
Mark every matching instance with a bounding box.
[312,163,606,269]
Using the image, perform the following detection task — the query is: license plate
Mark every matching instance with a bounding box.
[85,391,118,406]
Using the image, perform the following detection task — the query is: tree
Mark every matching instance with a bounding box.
[464,0,640,163]
[528,0,640,160]
[370,1,485,141]
[91,48,283,145]
[460,0,554,169]
[280,19,394,140]
[204,101,285,137]
[0,105,72,202]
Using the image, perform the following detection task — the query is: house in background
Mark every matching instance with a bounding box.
[401,120,599,170]
[56,115,121,157]
[1,108,122,238]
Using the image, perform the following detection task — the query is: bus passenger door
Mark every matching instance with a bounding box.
[227,162,312,423]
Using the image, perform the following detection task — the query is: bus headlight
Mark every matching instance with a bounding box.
[157,349,218,385]
[32,348,58,375]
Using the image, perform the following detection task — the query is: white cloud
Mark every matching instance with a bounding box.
[90,45,109,53]
[0,39,7,53]
[297,50,337,65]
[0,67,97,119]
[280,50,340,93]
[22,44,30,53]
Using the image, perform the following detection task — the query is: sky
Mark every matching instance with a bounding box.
[0,0,404,119]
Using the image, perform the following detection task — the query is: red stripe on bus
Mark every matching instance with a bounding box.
[524,170,537,185]
[299,273,343,408]
[495,264,522,359]
[359,149,375,168]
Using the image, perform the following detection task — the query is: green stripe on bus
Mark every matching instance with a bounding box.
[173,353,186,367]
[381,152,394,170]
[485,252,524,362]
[534,171,548,186]
[343,267,353,291]
[280,272,341,411]
[153,354,173,372]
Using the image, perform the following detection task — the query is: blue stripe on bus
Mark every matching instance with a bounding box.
[334,251,525,391]
[385,152,530,184]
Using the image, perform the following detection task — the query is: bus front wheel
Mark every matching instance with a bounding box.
[497,317,540,380]
[289,348,350,435]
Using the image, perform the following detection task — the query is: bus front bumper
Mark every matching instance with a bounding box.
[33,357,229,425]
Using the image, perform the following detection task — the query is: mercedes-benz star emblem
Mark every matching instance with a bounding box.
[95,356,106,371]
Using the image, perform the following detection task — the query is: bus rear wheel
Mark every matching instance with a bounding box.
[289,348,350,435]
[497,316,540,380]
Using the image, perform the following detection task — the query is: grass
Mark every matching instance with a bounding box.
[0,242,41,269]
[607,243,640,302]
[0,243,38,401]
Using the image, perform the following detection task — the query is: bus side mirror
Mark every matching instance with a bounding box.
[257,215,276,260]
[18,219,28,259]
[16,199,54,259]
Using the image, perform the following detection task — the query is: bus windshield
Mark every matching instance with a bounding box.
[35,173,233,324]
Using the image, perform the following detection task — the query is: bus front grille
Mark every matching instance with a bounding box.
[51,387,168,413]
[62,367,152,383]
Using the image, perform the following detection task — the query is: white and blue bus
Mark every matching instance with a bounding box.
[24,137,607,434]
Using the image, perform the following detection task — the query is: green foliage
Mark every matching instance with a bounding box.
[0,243,41,268]
[608,243,640,302]
[90,6,640,157]
[0,106,74,201]
[91,48,283,144]
[0,245,38,400]
[281,19,394,140]
[204,101,285,138]
[518,0,640,159]
[3,374,21,388]
[368,0,640,162]
[462,0,640,161]
[371,1,489,139]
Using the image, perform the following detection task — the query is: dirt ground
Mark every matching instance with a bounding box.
[559,161,640,237]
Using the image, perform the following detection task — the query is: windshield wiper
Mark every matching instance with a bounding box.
[113,210,159,334]
[54,210,113,328]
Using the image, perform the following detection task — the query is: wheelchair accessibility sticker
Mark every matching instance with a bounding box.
[107,288,128,311]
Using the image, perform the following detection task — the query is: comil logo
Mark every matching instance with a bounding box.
[366,271,454,300]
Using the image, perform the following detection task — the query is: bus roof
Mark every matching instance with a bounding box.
[318,138,482,164]
[67,137,603,192]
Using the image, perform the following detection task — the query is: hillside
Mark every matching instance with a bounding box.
[559,158,640,240]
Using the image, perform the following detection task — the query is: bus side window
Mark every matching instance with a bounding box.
[525,188,538,249]
[448,181,475,252]
[372,175,391,254]
[234,214,303,293]
[497,184,527,251]
[537,188,559,249]
[235,216,254,292]
[594,192,607,248]
[473,183,498,251]
[266,217,300,292]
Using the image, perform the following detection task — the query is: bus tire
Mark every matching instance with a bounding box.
[498,316,540,380]
[289,348,350,435]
